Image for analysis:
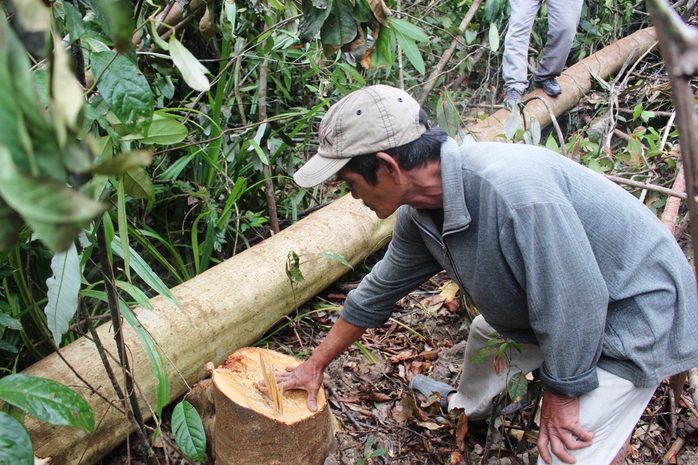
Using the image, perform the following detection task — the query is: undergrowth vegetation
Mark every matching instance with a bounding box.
[0,0,692,462]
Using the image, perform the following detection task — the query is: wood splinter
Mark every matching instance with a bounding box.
[260,351,284,414]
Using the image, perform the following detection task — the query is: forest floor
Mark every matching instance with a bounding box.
[102,245,698,465]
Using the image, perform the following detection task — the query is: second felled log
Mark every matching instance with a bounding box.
[210,347,333,465]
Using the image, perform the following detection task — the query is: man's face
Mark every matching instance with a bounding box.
[336,166,402,219]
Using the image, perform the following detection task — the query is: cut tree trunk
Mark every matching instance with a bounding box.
[23,195,393,465]
[209,347,333,465]
[467,27,657,141]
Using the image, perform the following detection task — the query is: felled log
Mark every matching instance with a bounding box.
[467,27,658,141]
[23,195,393,465]
[209,347,332,465]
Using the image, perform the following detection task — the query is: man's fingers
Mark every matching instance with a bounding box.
[549,436,577,464]
[307,390,318,412]
[537,432,553,464]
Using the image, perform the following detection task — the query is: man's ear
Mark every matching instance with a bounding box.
[376,152,402,183]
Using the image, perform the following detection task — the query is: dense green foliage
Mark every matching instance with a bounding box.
[0,0,683,460]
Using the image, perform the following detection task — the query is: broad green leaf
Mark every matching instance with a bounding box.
[0,313,21,330]
[90,150,153,175]
[89,0,134,53]
[488,22,499,53]
[172,401,206,461]
[51,33,85,133]
[120,302,169,415]
[470,345,497,363]
[0,374,94,432]
[10,0,51,32]
[352,0,373,23]
[506,372,528,404]
[169,36,211,92]
[503,104,520,140]
[45,243,81,346]
[320,0,358,45]
[394,32,425,75]
[299,0,332,43]
[91,51,153,135]
[483,0,506,22]
[0,340,18,354]
[545,133,560,151]
[220,0,238,41]
[123,168,153,200]
[586,158,603,174]
[389,19,429,42]
[0,147,107,252]
[0,412,33,465]
[464,25,477,45]
[140,118,188,145]
[437,91,460,139]
[318,251,352,268]
[369,25,395,69]
[61,0,87,43]
[286,251,304,285]
[111,235,182,312]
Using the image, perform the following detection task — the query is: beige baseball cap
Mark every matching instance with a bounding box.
[293,85,427,188]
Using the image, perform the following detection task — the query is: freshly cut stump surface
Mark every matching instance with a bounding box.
[211,347,332,465]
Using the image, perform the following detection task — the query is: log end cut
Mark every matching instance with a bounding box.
[211,347,333,465]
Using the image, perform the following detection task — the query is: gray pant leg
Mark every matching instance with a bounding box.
[502,0,542,93]
[533,0,584,82]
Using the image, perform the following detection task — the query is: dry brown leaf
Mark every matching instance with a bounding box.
[367,0,391,27]
[392,396,415,424]
[439,280,460,302]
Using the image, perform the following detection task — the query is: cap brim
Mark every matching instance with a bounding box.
[293,154,352,188]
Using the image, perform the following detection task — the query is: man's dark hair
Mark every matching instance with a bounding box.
[342,110,449,185]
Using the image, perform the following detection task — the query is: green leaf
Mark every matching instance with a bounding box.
[169,36,211,92]
[90,150,153,175]
[503,104,520,140]
[299,0,333,43]
[364,434,375,456]
[0,340,18,354]
[285,251,304,285]
[470,345,497,363]
[390,19,429,42]
[464,25,478,45]
[61,0,87,43]
[51,32,85,133]
[586,158,603,174]
[437,91,460,139]
[352,0,373,23]
[89,0,135,53]
[91,51,154,134]
[44,243,81,347]
[123,168,153,200]
[0,412,33,465]
[140,118,188,145]
[530,118,541,146]
[111,235,182,312]
[394,32,425,75]
[0,374,94,432]
[483,0,505,22]
[172,401,206,461]
[369,25,395,69]
[488,22,499,53]
[318,251,352,268]
[0,147,107,253]
[320,0,358,45]
[0,313,21,330]
[119,302,170,416]
[117,177,131,282]
[506,372,528,404]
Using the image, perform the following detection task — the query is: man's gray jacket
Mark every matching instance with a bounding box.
[340,138,698,397]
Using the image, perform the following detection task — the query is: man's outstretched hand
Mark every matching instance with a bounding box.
[537,390,595,464]
[272,361,325,411]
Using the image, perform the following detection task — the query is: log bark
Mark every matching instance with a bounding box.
[23,195,393,465]
[211,347,333,465]
[466,27,658,142]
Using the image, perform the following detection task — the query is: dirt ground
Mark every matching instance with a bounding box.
[102,252,698,465]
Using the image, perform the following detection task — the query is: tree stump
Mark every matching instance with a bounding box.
[209,347,333,465]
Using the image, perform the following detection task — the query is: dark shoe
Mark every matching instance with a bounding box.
[504,88,522,110]
[409,374,456,413]
[536,77,562,96]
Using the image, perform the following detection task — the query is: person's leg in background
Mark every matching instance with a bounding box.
[533,0,584,95]
[502,0,542,108]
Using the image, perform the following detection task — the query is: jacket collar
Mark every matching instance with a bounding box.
[411,138,471,235]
